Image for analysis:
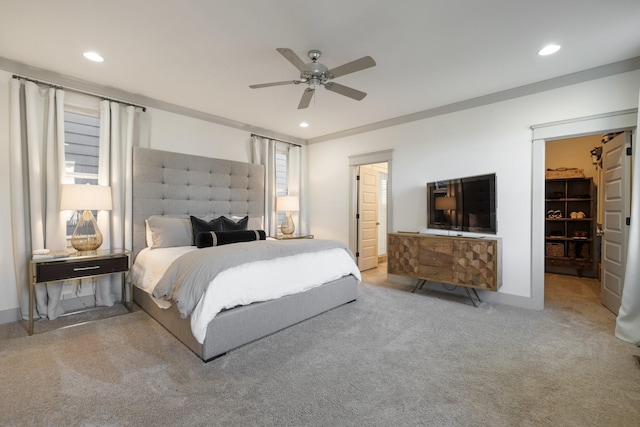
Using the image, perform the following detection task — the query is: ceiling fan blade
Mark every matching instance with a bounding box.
[324,82,367,101]
[298,88,315,109]
[327,56,376,79]
[249,80,300,89]
[276,48,311,73]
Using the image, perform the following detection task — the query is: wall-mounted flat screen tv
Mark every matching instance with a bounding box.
[427,173,497,234]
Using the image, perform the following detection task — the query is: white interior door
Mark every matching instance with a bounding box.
[357,165,379,271]
[601,131,631,314]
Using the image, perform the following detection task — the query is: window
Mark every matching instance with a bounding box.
[63,109,101,235]
[275,148,288,225]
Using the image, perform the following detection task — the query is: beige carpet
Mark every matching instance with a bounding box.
[0,268,638,426]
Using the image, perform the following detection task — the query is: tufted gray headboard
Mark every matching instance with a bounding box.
[132,147,265,257]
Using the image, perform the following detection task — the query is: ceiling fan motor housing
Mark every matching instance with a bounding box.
[302,63,329,87]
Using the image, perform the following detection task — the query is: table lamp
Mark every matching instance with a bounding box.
[276,196,299,235]
[60,184,112,253]
[435,196,456,226]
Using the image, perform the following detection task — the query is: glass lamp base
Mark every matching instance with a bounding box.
[71,210,103,252]
[281,212,295,235]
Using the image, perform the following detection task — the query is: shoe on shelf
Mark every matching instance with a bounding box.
[577,211,585,218]
[570,211,578,218]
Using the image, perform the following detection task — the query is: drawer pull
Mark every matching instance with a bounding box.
[433,257,438,261]
[73,266,100,272]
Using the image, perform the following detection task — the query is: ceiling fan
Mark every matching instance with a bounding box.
[249,48,376,109]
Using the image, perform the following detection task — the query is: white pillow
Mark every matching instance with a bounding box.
[145,219,153,247]
[146,216,193,249]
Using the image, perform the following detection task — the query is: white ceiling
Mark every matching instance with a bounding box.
[1,0,640,141]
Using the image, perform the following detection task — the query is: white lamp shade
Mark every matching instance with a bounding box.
[60,184,113,211]
[277,196,299,212]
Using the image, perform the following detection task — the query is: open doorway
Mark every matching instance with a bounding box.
[544,131,632,315]
[545,134,602,311]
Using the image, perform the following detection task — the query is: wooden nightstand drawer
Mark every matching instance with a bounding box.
[35,256,129,283]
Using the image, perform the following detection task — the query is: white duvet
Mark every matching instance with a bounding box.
[132,244,361,344]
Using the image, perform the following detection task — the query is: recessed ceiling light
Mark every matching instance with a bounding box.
[538,44,561,56]
[299,122,309,128]
[83,51,104,62]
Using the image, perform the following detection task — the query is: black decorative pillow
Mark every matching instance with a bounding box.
[195,230,266,248]
[190,216,225,244]
[221,215,248,231]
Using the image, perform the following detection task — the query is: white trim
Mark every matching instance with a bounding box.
[531,109,638,140]
[348,149,394,166]
[531,110,638,310]
[0,307,21,324]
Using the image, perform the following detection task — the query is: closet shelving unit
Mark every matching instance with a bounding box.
[545,177,595,276]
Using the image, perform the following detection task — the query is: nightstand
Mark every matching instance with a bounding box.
[29,248,132,335]
[273,234,314,240]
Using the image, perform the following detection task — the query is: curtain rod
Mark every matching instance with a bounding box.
[12,74,147,112]
[251,133,302,147]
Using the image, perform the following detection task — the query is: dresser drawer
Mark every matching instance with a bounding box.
[35,256,129,283]
[418,265,453,282]
[419,248,453,266]
[419,240,453,266]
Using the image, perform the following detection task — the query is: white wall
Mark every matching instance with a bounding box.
[0,69,254,320]
[307,70,640,307]
[146,108,253,162]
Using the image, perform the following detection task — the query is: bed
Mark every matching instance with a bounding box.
[131,147,360,361]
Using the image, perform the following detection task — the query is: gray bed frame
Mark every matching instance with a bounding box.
[132,147,358,361]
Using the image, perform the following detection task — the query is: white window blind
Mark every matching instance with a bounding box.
[63,109,101,235]
[275,149,288,224]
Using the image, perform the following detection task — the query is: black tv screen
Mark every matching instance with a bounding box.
[427,173,497,234]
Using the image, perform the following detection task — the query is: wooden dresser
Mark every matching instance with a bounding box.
[387,233,501,292]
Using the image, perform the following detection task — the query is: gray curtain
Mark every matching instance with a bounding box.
[9,79,67,320]
[615,99,640,345]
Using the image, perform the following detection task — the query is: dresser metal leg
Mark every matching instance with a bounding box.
[472,288,481,302]
[412,279,426,293]
[463,286,479,307]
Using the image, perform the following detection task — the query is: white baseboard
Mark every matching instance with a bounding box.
[0,307,21,324]
[0,295,100,325]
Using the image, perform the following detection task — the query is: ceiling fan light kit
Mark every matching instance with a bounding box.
[250,48,376,109]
